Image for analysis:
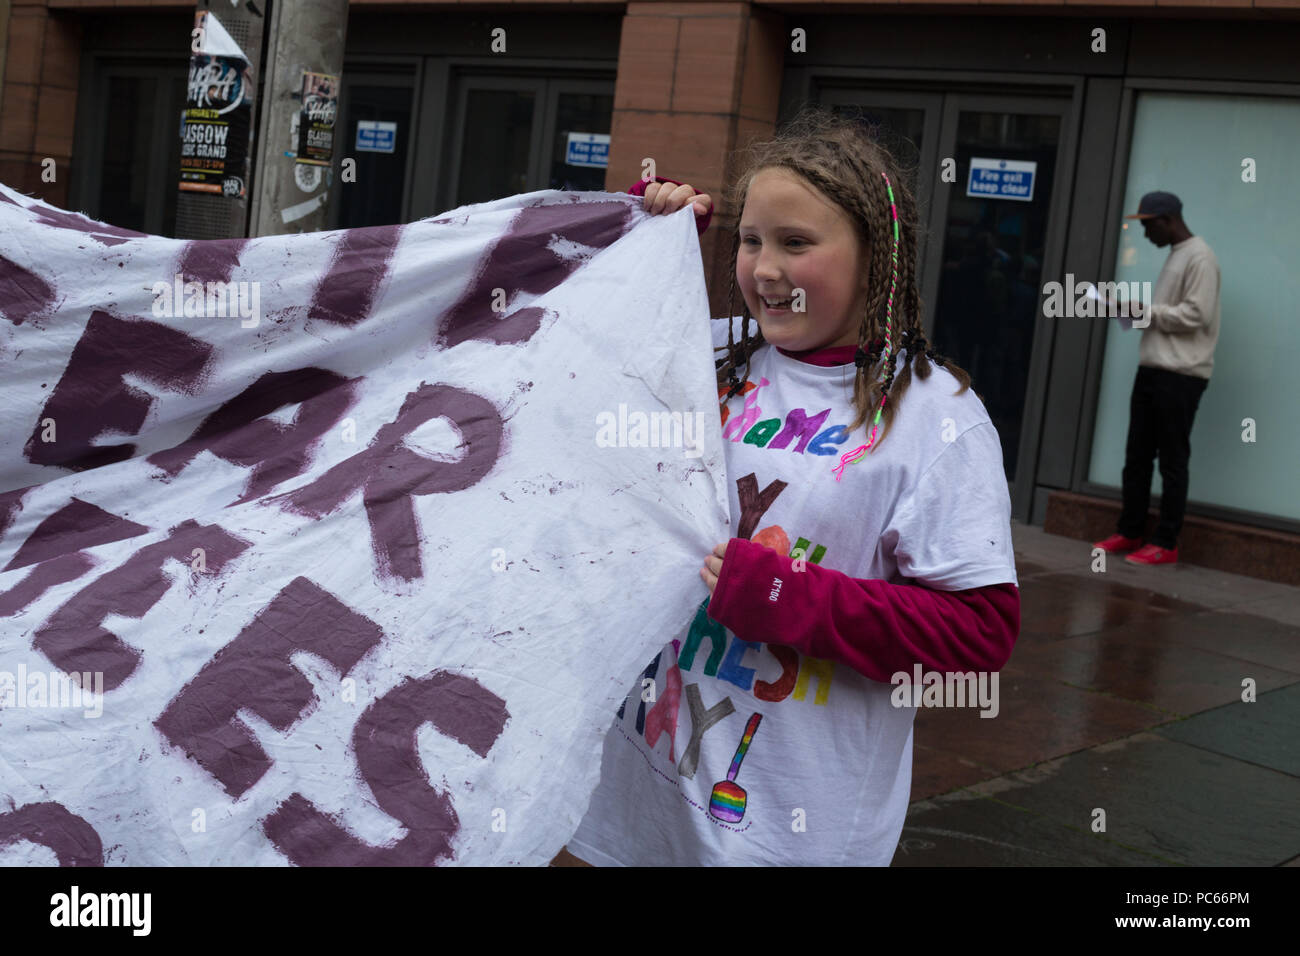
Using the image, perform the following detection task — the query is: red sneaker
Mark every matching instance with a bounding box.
[1125,544,1178,565]
[1093,533,1144,553]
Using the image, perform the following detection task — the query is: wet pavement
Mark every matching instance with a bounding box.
[894,521,1300,867]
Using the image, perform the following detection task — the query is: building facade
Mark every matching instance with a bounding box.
[2,0,1298,579]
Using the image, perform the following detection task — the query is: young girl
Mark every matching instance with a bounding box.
[566,108,1019,866]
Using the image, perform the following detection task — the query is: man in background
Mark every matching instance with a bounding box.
[1094,191,1221,566]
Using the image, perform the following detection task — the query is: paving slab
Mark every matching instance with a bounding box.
[1012,521,1100,572]
[1008,621,1300,716]
[1013,559,1056,579]
[911,668,1169,792]
[891,788,1168,866]
[896,523,1300,867]
[1090,552,1298,610]
[1153,607,1300,674]
[910,741,999,803]
[1016,572,1205,648]
[1224,592,1300,629]
[964,733,1300,867]
[1154,683,1300,778]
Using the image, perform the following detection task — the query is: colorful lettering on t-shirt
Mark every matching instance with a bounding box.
[736,472,788,541]
[718,381,758,429]
[753,643,799,702]
[733,407,850,457]
[790,536,827,566]
[722,377,770,443]
[614,511,837,828]
[717,636,761,691]
[678,683,735,779]
[679,598,726,676]
[768,407,831,453]
[793,657,833,706]
[719,384,850,457]
[751,525,790,556]
[616,650,663,733]
[673,589,833,708]
[743,418,782,447]
[677,633,833,707]
[643,655,683,761]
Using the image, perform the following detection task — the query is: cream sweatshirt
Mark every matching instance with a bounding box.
[1137,235,1221,380]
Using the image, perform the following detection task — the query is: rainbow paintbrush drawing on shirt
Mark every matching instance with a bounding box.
[708,712,763,823]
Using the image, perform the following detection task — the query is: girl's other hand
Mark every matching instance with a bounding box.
[700,540,728,594]
[643,181,713,222]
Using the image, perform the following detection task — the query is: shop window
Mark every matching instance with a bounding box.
[1088,91,1300,522]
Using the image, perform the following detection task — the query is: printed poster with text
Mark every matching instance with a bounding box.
[297,72,339,168]
[179,11,253,198]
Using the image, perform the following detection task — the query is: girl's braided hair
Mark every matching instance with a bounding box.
[716,107,972,468]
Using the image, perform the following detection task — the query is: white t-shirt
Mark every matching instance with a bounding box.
[568,338,1018,866]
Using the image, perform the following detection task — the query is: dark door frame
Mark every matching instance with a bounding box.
[933,90,1078,514]
[818,88,944,274]
[434,63,617,216]
[332,56,423,229]
[71,52,188,236]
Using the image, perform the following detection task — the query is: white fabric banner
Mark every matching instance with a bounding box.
[0,185,727,866]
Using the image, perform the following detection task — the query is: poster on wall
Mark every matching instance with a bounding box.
[297,72,339,168]
[179,11,253,198]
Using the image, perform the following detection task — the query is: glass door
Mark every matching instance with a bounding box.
[447,75,546,207]
[332,69,417,229]
[820,89,943,272]
[73,60,187,237]
[442,74,614,210]
[927,96,1068,484]
[540,82,615,192]
[816,86,1072,500]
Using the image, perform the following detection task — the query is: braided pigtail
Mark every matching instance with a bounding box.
[715,229,770,402]
[900,326,955,371]
[833,171,901,481]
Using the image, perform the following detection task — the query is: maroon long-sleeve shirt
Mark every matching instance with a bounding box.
[626,180,1019,682]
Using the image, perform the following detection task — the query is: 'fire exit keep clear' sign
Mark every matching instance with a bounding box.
[966,157,1037,202]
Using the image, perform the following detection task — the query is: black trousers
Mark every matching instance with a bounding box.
[1117,365,1209,549]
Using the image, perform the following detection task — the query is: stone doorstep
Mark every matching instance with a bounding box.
[1043,490,1300,587]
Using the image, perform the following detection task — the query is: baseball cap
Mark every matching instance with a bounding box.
[1125,191,1182,219]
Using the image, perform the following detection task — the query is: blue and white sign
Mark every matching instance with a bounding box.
[565,132,610,169]
[966,157,1037,202]
[355,120,397,154]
